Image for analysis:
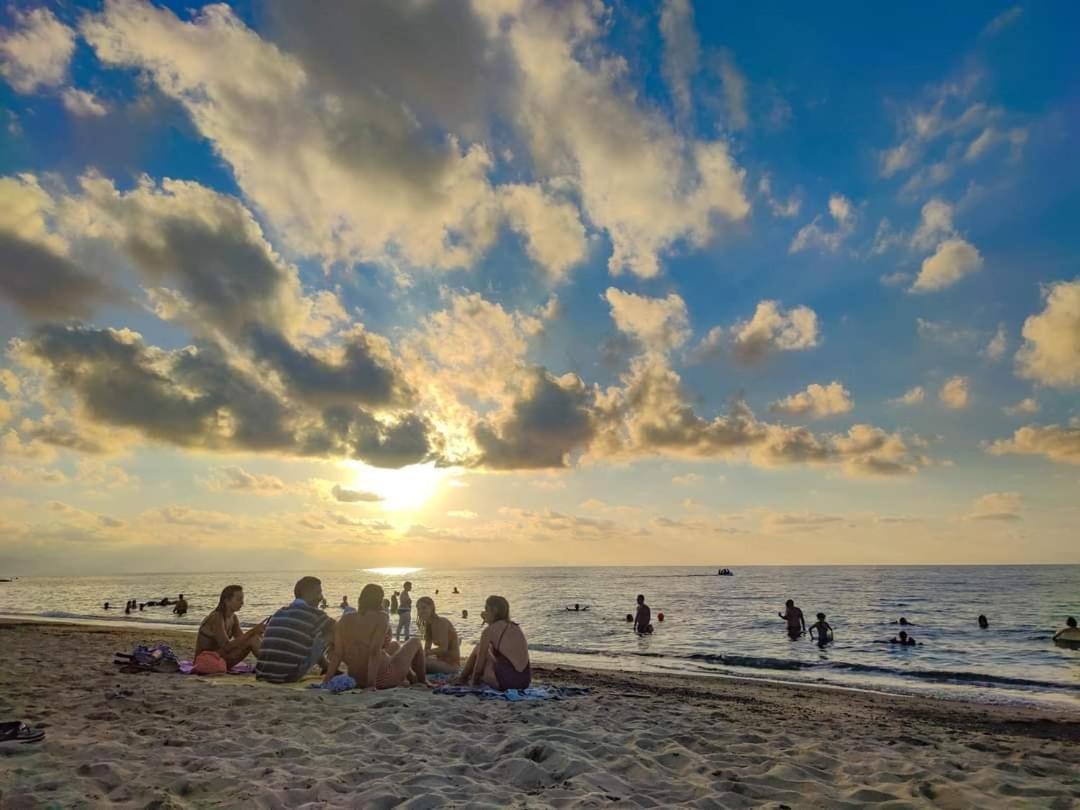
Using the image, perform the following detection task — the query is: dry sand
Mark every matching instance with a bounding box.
[1,621,1078,808]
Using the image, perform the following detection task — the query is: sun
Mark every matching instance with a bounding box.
[341,461,454,514]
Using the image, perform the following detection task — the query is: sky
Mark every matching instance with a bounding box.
[0,1,1078,574]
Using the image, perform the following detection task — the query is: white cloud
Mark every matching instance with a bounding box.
[61,88,109,118]
[986,421,1080,465]
[939,376,970,410]
[498,184,588,281]
[911,238,983,292]
[982,324,1007,361]
[205,466,289,495]
[1003,398,1039,416]
[964,126,1027,162]
[727,300,820,364]
[758,175,801,218]
[658,0,700,119]
[965,491,1022,521]
[0,8,75,93]
[1015,279,1080,388]
[769,381,853,419]
[761,511,843,534]
[605,288,690,354]
[493,2,750,279]
[890,386,926,406]
[717,50,749,131]
[789,194,855,253]
[909,198,956,251]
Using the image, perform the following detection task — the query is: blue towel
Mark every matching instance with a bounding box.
[433,685,590,701]
[308,674,357,693]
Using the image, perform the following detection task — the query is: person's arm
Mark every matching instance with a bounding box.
[205,613,233,651]
[430,619,450,658]
[800,613,807,632]
[322,621,345,684]
[808,625,817,640]
[1053,629,1063,640]
[366,614,387,691]
[826,623,834,640]
[470,625,493,686]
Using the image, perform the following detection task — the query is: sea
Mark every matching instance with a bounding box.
[2,565,1078,710]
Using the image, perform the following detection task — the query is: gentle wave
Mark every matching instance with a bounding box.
[533,642,1079,692]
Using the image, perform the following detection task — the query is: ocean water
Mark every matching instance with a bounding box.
[1,566,1078,710]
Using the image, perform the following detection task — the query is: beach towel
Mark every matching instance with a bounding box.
[178,660,255,675]
[433,685,590,701]
[308,674,357,693]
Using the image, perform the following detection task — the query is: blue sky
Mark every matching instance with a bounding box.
[0,1,1077,573]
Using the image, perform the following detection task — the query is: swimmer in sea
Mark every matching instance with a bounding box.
[566,603,590,612]
[779,599,806,638]
[894,617,916,626]
[808,612,833,646]
[978,614,989,629]
[890,630,917,646]
[1053,616,1078,642]
[634,595,653,634]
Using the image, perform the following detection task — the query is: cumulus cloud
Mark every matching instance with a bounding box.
[789,194,855,253]
[61,88,109,118]
[909,199,956,251]
[1015,279,1080,388]
[489,1,749,278]
[911,238,983,292]
[1003,397,1039,416]
[605,288,690,355]
[83,0,747,282]
[0,175,114,318]
[206,466,288,495]
[498,184,588,281]
[890,386,926,406]
[939,376,970,409]
[985,421,1080,465]
[726,300,820,365]
[473,368,595,470]
[14,324,435,468]
[965,491,1022,521]
[769,382,853,419]
[0,8,75,93]
[671,472,703,486]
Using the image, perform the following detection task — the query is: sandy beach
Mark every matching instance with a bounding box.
[1,623,1078,808]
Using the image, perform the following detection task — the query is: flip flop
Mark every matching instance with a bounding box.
[0,721,45,746]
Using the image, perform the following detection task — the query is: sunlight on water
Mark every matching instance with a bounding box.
[364,567,422,576]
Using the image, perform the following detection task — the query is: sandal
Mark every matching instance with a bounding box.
[0,721,45,746]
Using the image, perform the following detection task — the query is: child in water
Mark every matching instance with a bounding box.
[809,612,833,646]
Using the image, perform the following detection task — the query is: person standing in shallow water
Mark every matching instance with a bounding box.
[396,581,413,641]
[633,594,653,634]
[779,599,805,638]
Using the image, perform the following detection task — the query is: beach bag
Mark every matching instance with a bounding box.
[492,623,531,690]
[191,651,228,675]
[114,643,180,673]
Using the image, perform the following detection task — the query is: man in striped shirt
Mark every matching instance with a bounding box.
[255,576,335,684]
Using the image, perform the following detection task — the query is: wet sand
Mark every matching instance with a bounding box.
[1,621,1078,808]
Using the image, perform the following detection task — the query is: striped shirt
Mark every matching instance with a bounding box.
[255,601,332,683]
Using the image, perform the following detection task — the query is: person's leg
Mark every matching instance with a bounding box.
[402,612,411,641]
[426,657,458,675]
[394,613,404,641]
[455,647,477,684]
[378,639,423,688]
[407,638,427,684]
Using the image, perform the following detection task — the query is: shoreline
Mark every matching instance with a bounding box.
[2,622,1079,807]
[3,613,1077,713]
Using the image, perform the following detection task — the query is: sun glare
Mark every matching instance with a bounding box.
[341,461,453,514]
[364,567,423,576]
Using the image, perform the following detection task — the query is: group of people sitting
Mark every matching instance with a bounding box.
[193,577,531,691]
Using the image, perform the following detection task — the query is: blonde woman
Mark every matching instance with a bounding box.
[415,596,460,674]
[456,595,530,690]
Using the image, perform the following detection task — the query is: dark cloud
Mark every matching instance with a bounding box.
[474,369,595,469]
[248,326,404,408]
[0,232,113,318]
[331,484,383,503]
[19,324,433,468]
[266,0,505,135]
